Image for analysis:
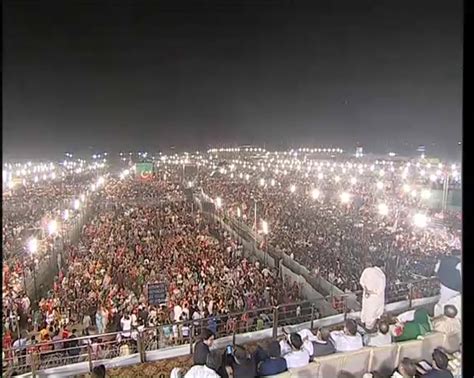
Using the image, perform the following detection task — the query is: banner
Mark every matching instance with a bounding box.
[136,162,154,180]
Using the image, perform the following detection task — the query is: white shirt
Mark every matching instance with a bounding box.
[364,332,392,347]
[185,365,220,378]
[330,330,363,352]
[120,317,132,337]
[284,349,310,369]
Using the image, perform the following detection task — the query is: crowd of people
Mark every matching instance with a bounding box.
[179,302,460,377]
[196,159,461,294]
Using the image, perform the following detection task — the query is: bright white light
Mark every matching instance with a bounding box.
[34,176,39,183]
[378,203,389,216]
[28,238,38,254]
[259,178,265,186]
[379,170,385,177]
[411,190,417,198]
[420,170,426,176]
[340,192,351,204]
[311,188,321,200]
[271,179,276,186]
[215,197,222,209]
[236,207,241,218]
[430,175,437,182]
[73,199,80,210]
[317,173,324,180]
[334,176,341,183]
[91,183,96,191]
[80,194,86,202]
[290,184,296,193]
[402,184,411,193]
[261,220,269,235]
[48,220,58,235]
[97,177,105,186]
[245,174,250,181]
[350,177,357,185]
[413,213,428,228]
[376,181,384,190]
[420,189,431,200]
[63,209,69,220]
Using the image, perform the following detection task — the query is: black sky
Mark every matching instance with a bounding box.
[3,0,462,160]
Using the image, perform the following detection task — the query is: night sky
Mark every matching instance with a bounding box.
[3,0,462,160]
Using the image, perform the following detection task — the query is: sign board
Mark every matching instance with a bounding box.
[147,282,167,306]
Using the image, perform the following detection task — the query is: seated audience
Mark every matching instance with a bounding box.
[231,345,257,378]
[256,340,288,377]
[330,319,363,352]
[364,320,392,347]
[186,350,222,378]
[312,327,336,357]
[421,349,454,378]
[432,305,461,335]
[391,357,418,378]
[281,333,310,369]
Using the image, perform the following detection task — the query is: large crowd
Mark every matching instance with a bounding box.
[197,159,461,293]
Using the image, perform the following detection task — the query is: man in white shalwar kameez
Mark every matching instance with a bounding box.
[359,259,386,330]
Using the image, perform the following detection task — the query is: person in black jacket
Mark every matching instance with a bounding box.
[231,345,257,378]
[422,349,454,378]
[193,329,215,365]
[312,327,336,357]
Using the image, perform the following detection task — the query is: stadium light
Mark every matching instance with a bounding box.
[311,188,321,200]
[340,192,351,204]
[376,181,384,190]
[270,179,276,186]
[261,220,269,235]
[413,213,428,228]
[334,176,341,183]
[402,184,411,193]
[215,197,222,209]
[28,238,38,254]
[48,220,58,235]
[377,203,389,216]
[350,177,357,185]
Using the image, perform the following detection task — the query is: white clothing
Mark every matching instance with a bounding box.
[433,316,461,334]
[397,310,416,323]
[185,365,221,378]
[174,305,183,323]
[439,283,460,305]
[330,330,363,352]
[360,267,386,329]
[279,340,292,356]
[434,293,462,321]
[120,318,132,337]
[364,332,392,347]
[283,349,310,369]
[298,329,317,356]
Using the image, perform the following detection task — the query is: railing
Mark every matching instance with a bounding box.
[2,279,440,377]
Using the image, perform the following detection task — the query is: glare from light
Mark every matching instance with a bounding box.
[236,207,241,218]
[48,220,58,235]
[261,220,269,235]
[311,188,321,200]
[413,213,428,228]
[410,190,417,198]
[376,181,384,190]
[28,238,38,254]
[215,197,222,209]
[317,173,324,180]
[334,176,341,183]
[340,192,351,204]
[378,203,389,216]
[402,184,411,193]
[350,177,357,185]
[63,209,69,220]
[73,199,80,210]
[420,189,431,200]
[290,184,296,193]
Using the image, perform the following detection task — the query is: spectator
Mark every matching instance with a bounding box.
[231,345,257,378]
[256,340,287,377]
[193,329,215,365]
[185,350,222,378]
[432,305,461,335]
[364,320,392,347]
[330,319,363,352]
[391,357,417,378]
[421,349,454,378]
[312,327,336,357]
[434,251,461,318]
[395,308,432,342]
[91,364,106,378]
[281,333,310,369]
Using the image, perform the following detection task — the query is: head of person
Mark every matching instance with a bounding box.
[267,340,281,358]
[432,348,449,370]
[398,358,417,377]
[205,350,222,372]
[317,327,331,342]
[201,329,215,346]
[289,332,303,350]
[378,321,389,335]
[444,305,458,319]
[91,364,106,378]
[344,319,358,336]
[373,259,385,269]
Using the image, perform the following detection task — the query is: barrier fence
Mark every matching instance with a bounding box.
[2,278,439,377]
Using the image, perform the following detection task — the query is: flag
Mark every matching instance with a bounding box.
[136,163,154,180]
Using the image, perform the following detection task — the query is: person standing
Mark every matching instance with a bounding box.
[360,259,386,330]
[434,250,461,319]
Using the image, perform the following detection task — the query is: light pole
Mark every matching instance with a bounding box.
[27,238,38,301]
[261,220,269,267]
